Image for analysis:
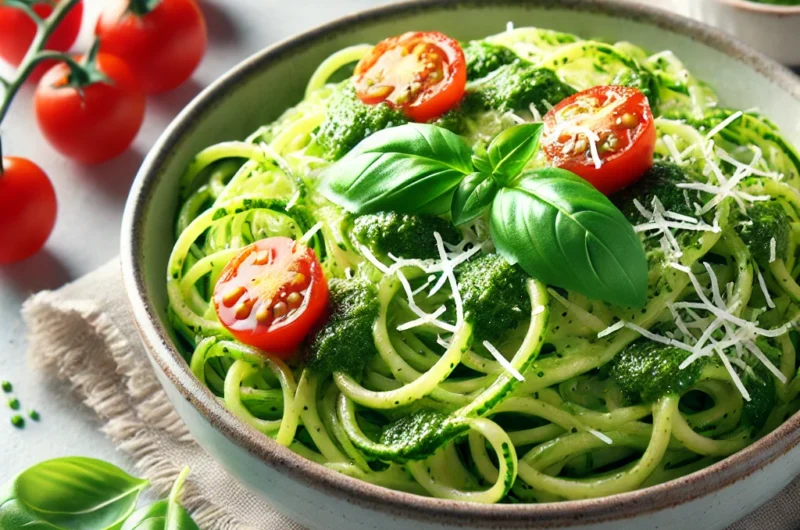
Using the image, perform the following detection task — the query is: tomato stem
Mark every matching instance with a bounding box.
[0,0,82,126]
[127,0,161,16]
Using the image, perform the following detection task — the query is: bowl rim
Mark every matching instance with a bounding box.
[121,0,800,526]
[713,0,800,15]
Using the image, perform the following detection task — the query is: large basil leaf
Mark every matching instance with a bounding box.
[121,467,198,530]
[0,457,149,530]
[451,172,499,226]
[319,123,473,214]
[490,168,648,307]
[487,123,543,184]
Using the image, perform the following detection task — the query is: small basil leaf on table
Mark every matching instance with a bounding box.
[489,168,648,307]
[487,123,543,183]
[320,123,473,215]
[0,457,149,530]
[121,467,198,530]
[451,172,499,226]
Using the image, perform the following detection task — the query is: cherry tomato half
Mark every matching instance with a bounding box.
[542,85,656,195]
[95,0,207,94]
[0,157,57,264]
[213,237,329,359]
[35,53,146,164]
[354,31,467,123]
[0,0,84,81]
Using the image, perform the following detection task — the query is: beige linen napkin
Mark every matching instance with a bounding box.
[21,259,800,530]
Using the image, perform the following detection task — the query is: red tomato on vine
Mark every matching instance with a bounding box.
[0,0,84,81]
[34,52,146,164]
[95,0,207,94]
[0,157,57,264]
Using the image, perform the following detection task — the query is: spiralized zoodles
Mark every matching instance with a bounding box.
[166,27,800,503]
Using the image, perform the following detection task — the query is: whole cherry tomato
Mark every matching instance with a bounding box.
[542,85,656,195]
[34,53,146,164]
[0,0,84,81]
[354,31,467,122]
[0,157,56,264]
[213,237,329,359]
[95,0,207,94]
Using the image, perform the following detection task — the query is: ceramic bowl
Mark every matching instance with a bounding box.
[120,1,800,529]
[689,0,800,66]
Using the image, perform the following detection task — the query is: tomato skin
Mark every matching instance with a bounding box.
[354,31,467,123]
[0,1,84,81]
[214,237,329,359]
[34,53,146,164]
[542,86,657,195]
[96,0,207,94]
[0,157,56,264]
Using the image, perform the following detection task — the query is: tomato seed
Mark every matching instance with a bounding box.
[618,113,639,128]
[222,286,246,307]
[235,299,255,319]
[256,305,271,324]
[273,302,288,319]
[287,292,303,308]
[366,85,393,99]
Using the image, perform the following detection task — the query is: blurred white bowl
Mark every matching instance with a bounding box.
[690,0,800,66]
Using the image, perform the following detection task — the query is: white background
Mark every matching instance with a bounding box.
[0,0,699,488]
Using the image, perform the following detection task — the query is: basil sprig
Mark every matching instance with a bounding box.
[0,457,199,530]
[320,123,473,215]
[321,122,648,307]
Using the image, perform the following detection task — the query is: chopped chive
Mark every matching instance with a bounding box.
[11,415,24,428]
[29,410,40,421]
[1,381,11,393]
[8,398,20,410]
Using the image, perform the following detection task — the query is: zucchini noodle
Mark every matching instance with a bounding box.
[167,27,800,503]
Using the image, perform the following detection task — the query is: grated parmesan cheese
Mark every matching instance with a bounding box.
[483,340,525,381]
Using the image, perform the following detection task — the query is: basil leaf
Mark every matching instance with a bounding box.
[0,457,149,530]
[490,168,648,307]
[451,172,499,226]
[320,123,473,214]
[472,152,492,174]
[121,467,198,530]
[487,123,543,183]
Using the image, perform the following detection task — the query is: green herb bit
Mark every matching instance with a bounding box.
[8,397,20,410]
[1,381,11,393]
[11,415,24,429]
[29,410,40,421]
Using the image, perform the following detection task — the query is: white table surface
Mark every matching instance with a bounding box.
[0,0,700,489]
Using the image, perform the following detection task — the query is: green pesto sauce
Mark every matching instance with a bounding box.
[379,409,466,462]
[307,278,380,376]
[351,211,460,260]
[611,340,706,402]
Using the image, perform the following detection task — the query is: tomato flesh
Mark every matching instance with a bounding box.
[354,31,466,122]
[542,85,656,195]
[0,157,57,264]
[214,237,329,359]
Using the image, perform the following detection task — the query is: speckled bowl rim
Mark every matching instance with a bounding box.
[121,0,800,527]
[714,0,800,15]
